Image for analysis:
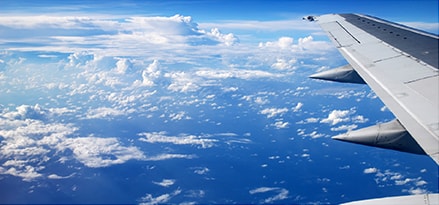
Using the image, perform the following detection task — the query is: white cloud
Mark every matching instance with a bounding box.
[352,115,368,123]
[273,121,289,129]
[199,19,321,32]
[165,71,201,93]
[62,137,145,168]
[320,109,351,125]
[146,154,197,161]
[137,60,161,87]
[260,108,288,118]
[301,153,310,158]
[114,58,133,74]
[260,37,294,49]
[292,102,303,112]
[207,28,238,46]
[0,14,243,55]
[0,105,147,181]
[308,131,325,138]
[85,107,125,119]
[153,179,176,187]
[297,117,319,124]
[0,107,78,181]
[271,58,297,70]
[395,178,413,185]
[363,167,430,194]
[258,35,332,52]
[298,36,313,45]
[169,111,191,121]
[330,124,358,131]
[140,189,182,205]
[320,108,368,128]
[403,187,429,195]
[380,106,389,112]
[0,165,43,182]
[138,132,217,148]
[306,118,319,123]
[363,167,378,174]
[47,173,75,179]
[195,69,281,80]
[126,15,198,34]
[249,187,278,194]
[3,104,47,120]
[193,167,210,175]
[415,180,428,186]
[254,96,269,105]
[400,22,439,34]
[249,187,289,203]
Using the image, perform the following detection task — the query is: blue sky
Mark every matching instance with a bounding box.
[1,0,437,41]
[2,0,438,22]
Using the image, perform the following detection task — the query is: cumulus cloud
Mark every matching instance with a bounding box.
[195,69,281,80]
[296,129,326,138]
[271,58,297,70]
[114,58,133,74]
[207,28,238,46]
[165,71,201,92]
[330,124,358,131]
[61,137,145,168]
[258,35,332,53]
[3,104,47,120]
[364,167,378,174]
[85,107,126,119]
[273,121,289,129]
[169,111,191,121]
[260,108,288,118]
[0,14,240,55]
[0,164,43,182]
[296,117,319,124]
[403,187,429,195]
[320,109,351,125]
[140,60,161,86]
[363,167,429,194]
[320,109,368,129]
[307,131,325,138]
[0,104,146,181]
[259,37,294,49]
[292,102,303,112]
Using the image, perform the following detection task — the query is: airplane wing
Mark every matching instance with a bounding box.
[305,14,439,165]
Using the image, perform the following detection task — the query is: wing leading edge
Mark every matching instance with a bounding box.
[306,13,439,164]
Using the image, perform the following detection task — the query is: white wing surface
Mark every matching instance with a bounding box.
[307,14,438,164]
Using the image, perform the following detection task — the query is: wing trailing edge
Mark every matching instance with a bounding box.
[306,13,439,165]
